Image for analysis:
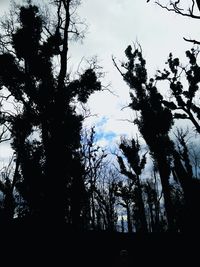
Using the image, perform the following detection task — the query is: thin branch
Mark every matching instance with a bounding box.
[155,1,200,19]
[0,137,11,144]
[117,118,134,124]
[183,37,200,45]
[0,127,11,144]
[101,84,119,97]
[0,93,12,101]
[121,104,130,111]
[191,0,195,14]
[112,56,125,78]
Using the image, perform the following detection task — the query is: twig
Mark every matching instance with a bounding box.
[117,118,134,124]
[155,1,200,19]
[102,84,119,97]
[112,56,125,77]
[121,104,130,111]
[183,37,200,45]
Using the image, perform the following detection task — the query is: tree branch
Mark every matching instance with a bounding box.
[112,56,125,78]
[183,37,200,45]
[155,1,200,19]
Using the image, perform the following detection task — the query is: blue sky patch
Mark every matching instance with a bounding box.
[95,131,117,141]
[95,116,108,128]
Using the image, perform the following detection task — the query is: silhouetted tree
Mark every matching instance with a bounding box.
[0,1,101,226]
[113,47,176,231]
[94,172,119,231]
[116,180,134,233]
[117,137,148,232]
[147,1,200,232]
[190,145,200,179]
[0,156,16,224]
[156,50,200,134]
[172,129,200,231]
[81,127,108,229]
[143,177,163,232]
[121,215,125,233]
[170,183,184,232]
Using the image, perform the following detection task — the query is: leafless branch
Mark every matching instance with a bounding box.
[121,104,130,111]
[112,56,125,78]
[155,1,200,19]
[117,118,134,124]
[101,84,119,97]
[191,0,195,14]
[183,37,200,45]
[0,127,8,143]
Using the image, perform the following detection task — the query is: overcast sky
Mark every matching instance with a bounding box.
[0,0,200,166]
[71,0,200,146]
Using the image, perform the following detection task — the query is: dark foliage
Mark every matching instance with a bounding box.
[117,138,148,232]
[0,0,101,227]
[116,46,176,230]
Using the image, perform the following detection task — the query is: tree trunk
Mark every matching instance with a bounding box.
[157,159,175,231]
[126,204,132,233]
[136,175,148,232]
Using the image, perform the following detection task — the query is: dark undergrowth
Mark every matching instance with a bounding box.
[0,220,198,267]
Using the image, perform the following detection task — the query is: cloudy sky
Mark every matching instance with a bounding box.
[70,0,200,146]
[0,0,200,166]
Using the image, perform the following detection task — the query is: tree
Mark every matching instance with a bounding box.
[113,47,176,231]
[172,128,200,231]
[0,0,101,226]
[116,180,134,233]
[143,176,163,232]
[80,127,109,229]
[0,159,15,224]
[117,137,148,232]
[94,171,119,231]
[156,50,200,134]
[147,0,200,232]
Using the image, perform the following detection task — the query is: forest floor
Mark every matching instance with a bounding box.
[0,222,198,266]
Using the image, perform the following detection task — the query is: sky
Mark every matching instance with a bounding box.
[0,0,200,167]
[70,0,200,146]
